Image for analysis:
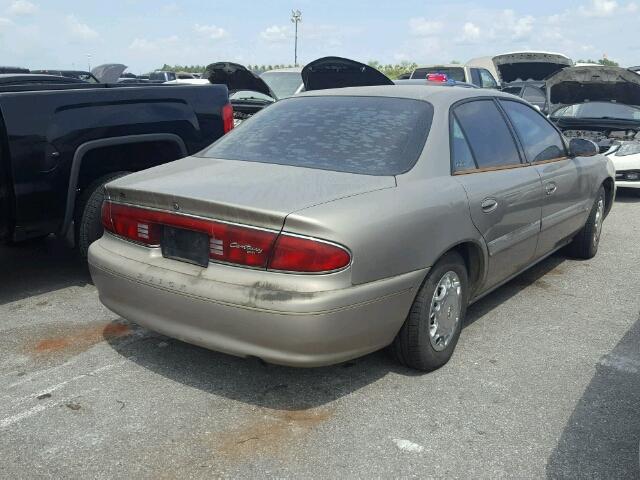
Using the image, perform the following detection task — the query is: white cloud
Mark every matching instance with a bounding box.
[0,17,12,29]
[461,22,481,42]
[7,0,38,16]
[66,15,98,40]
[194,24,228,40]
[161,3,180,14]
[578,0,627,16]
[501,10,535,40]
[260,25,289,43]
[408,17,443,36]
[129,35,179,53]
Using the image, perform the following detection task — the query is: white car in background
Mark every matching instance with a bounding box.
[608,143,640,195]
[260,67,304,98]
[409,64,498,88]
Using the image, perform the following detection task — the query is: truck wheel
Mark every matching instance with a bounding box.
[567,186,605,260]
[75,172,130,258]
[392,251,469,371]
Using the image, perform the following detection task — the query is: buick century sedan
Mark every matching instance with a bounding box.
[89,85,615,371]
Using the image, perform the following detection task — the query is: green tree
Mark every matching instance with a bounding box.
[576,58,619,67]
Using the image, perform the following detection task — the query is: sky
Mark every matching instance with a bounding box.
[0,0,638,74]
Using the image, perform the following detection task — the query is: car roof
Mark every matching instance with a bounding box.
[262,67,303,74]
[0,73,85,84]
[296,84,512,104]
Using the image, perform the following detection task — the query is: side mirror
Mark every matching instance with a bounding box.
[568,138,599,157]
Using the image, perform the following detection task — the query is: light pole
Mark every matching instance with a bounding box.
[291,9,302,66]
[87,53,92,71]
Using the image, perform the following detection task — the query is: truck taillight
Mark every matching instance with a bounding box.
[222,103,234,133]
[101,201,351,273]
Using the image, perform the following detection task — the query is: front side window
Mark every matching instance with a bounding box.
[203,96,434,176]
[500,100,566,162]
[453,100,521,169]
[479,69,497,88]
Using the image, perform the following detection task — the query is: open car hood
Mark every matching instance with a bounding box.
[546,66,640,114]
[301,56,394,91]
[91,64,127,83]
[493,52,572,84]
[205,62,276,99]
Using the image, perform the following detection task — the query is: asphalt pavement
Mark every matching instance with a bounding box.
[1,191,639,479]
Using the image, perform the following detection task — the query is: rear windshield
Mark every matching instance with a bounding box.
[203,96,433,175]
[412,67,465,82]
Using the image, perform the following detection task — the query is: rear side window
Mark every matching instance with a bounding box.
[203,96,434,175]
[479,69,497,88]
[500,100,566,162]
[453,100,521,169]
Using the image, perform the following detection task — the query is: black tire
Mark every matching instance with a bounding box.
[75,172,130,258]
[567,186,606,259]
[392,251,469,371]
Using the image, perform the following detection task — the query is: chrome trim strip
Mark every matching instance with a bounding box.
[105,200,282,234]
[487,220,541,257]
[541,202,587,231]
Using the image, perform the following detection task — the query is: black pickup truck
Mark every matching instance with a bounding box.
[0,76,232,255]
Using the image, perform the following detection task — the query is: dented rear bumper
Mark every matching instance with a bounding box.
[89,233,426,367]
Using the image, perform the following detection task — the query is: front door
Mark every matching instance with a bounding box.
[451,99,543,290]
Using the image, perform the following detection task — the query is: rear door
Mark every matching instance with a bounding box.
[452,99,543,289]
[499,99,586,256]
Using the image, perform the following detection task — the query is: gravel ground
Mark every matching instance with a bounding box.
[1,191,639,479]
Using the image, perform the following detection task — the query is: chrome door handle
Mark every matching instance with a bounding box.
[481,198,498,213]
[545,183,557,195]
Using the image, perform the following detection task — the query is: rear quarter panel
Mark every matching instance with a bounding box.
[283,176,484,286]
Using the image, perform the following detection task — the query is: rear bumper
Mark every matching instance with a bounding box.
[89,234,426,367]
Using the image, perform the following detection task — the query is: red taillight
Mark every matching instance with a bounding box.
[103,202,162,245]
[268,235,351,273]
[222,103,234,133]
[102,201,351,273]
[102,201,276,267]
[427,73,448,83]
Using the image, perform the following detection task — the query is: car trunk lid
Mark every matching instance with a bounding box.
[301,56,394,91]
[493,52,572,84]
[205,62,276,99]
[104,155,396,231]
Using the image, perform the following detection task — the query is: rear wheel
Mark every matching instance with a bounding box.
[567,186,605,259]
[75,172,130,258]
[393,251,469,371]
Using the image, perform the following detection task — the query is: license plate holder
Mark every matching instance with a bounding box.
[161,226,209,267]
